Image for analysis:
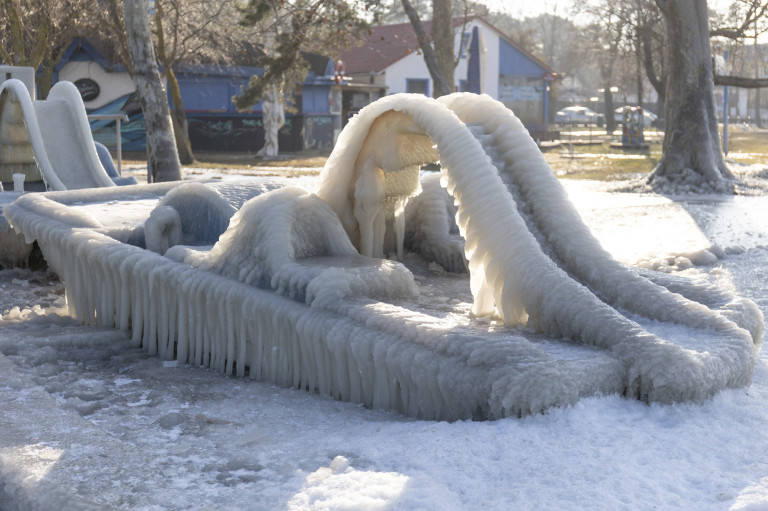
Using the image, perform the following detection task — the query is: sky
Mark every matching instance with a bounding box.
[481,0,736,19]
[482,0,576,18]
[478,0,768,42]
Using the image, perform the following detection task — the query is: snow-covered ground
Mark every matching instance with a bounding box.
[2,173,768,511]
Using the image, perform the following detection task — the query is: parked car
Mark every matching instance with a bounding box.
[614,106,658,127]
[555,106,600,126]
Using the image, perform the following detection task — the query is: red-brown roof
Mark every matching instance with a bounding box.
[339,16,556,76]
[340,18,471,74]
[340,21,421,74]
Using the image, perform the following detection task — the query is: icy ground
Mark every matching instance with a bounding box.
[2,176,768,510]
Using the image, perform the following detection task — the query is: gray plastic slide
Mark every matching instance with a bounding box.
[0,78,116,190]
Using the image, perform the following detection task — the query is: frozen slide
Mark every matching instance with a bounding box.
[317,92,762,404]
[0,78,115,190]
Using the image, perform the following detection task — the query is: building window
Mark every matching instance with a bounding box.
[406,79,429,96]
[460,32,472,59]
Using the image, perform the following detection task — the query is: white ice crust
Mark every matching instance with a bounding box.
[197,185,419,306]
[144,182,236,254]
[403,172,467,273]
[3,93,763,420]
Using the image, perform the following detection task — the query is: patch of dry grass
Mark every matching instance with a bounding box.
[546,151,659,180]
[542,130,662,180]
[121,127,766,182]
[722,128,768,165]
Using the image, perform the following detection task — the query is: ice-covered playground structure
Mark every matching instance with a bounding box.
[0,78,122,190]
[0,77,138,267]
[4,93,764,420]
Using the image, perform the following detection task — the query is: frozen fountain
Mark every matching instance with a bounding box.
[4,93,763,420]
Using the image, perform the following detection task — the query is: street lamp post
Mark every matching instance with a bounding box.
[589,96,599,146]
[724,83,730,155]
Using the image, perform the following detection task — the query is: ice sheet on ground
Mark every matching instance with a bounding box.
[567,180,768,263]
[1,178,768,509]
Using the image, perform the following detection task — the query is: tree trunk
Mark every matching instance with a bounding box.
[604,87,616,134]
[635,32,644,108]
[166,67,196,165]
[154,0,195,165]
[401,0,452,97]
[640,21,666,123]
[649,0,733,193]
[37,55,55,99]
[755,23,763,128]
[123,0,181,182]
[431,0,454,96]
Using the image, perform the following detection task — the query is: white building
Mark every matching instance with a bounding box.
[338,16,558,135]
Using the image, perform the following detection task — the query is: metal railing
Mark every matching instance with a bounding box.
[87,113,129,174]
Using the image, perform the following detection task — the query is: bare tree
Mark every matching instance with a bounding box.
[710,0,768,38]
[648,0,768,193]
[0,0,96,97]
[431,0,455,95]
[648,0,733,192]
[635,0,667,114]
[401,0,452,97]
[580,2,629,134]
[152,0,254,164]
[154,0,195,165]
[753,19,764,127]
[618,0,666,110]
[234,0,376,154]
[94,0,252,165]
[378,0,430,23]
[124,0,181,182]
[401,0,472,98]
[711,0,768,128]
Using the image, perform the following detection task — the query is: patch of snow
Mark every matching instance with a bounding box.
[0,178,767,509]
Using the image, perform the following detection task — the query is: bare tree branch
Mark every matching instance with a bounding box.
[715,73,768,87]
[401,0,452,97]
[710,0,768,39]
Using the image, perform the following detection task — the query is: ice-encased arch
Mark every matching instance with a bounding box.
[3,92,762,419]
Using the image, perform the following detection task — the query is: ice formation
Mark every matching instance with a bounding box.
[4,92,763,420]
[183,185,418,305]
[144,182,236,254]
[0,79,116,190]
[317,109,436,259]
[0,216,32,268]
[403,172,467,274]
